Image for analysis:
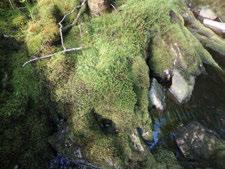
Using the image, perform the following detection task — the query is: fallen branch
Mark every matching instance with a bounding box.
[8,0,15,9]
[110,4,118,12]
[58,5,78,50]
[63,0,87,31]
[23,2,86,67]
[22,47,83,67]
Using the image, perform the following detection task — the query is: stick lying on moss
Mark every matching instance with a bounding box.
[23,2,85,67]
[62,0,87,32]
[22,47,83,67]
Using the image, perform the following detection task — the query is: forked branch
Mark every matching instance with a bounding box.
[23,1,87,67]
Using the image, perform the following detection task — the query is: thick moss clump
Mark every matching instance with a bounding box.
[23,0,181,168]
[26,0,82,55]
[2,0,225,168]
[0,40,55,169]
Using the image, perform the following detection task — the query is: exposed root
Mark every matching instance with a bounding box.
[182,9,225,56]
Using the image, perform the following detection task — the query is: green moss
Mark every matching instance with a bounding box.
[23,0,179,167]
[0,9,27,37]
[25,0,83,55]
[3,0,225,168]
[0,43,54,168]
[0,14,54,168]
[23,0,218,168]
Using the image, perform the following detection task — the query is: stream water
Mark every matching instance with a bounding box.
[149,52,225,167]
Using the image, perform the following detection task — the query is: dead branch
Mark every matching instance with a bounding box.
[110,4,118,12]
[22,47,83,67]
[8,0,15,9]
[58,5,77,50]
[23,2,86,67]
[63,0,87,31]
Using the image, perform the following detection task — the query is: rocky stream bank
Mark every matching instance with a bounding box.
[1,0,225,169]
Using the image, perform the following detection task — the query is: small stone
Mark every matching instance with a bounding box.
[74,147,82,158]
[14,165,19,169]
[203,19,225,34]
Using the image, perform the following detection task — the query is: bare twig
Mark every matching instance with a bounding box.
[58,6,77,50]
[8,0,15,9]
[22,47,83,67]
[110,4,118,11]
[23,2,86,67]
[72,0,87,26]
[63,0,87,31]
[78,24,83,38]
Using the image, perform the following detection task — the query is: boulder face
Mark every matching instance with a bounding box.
[169,69,195,104]
[149,78,166,111]
[175,122,225,168]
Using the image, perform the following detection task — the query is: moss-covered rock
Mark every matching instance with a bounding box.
[24,0,170,168]
[2,0,225,168]
[191,0,225,21]
[22,0,225,168]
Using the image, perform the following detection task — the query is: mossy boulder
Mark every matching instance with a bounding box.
[175,122,225,169]
[23,0,225,168]
[1,0,225,168]
[24,0,170,168]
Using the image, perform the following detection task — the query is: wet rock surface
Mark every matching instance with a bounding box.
[49,155,101,169]
[48,119,83,160]
[175,122,219,159]
[174,122,225,168]
[48,119,101,169]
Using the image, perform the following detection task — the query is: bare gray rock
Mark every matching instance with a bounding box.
[169,69,195,104]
